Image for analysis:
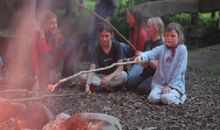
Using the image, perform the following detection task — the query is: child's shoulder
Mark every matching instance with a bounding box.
[178,44,187,51]
[177,44,188,55]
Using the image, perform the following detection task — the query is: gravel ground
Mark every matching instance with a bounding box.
[0,60,219,130]
[41,67,220,130]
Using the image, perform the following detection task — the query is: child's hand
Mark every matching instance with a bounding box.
[48,84,56,92]
[135,55,148,67]
[134,55,142,63]
[135,51,142,56]
[162,86,172,94]
[101,77,110,87]
[85,84,91,94]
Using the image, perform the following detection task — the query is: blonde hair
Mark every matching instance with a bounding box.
[147,17,164,39]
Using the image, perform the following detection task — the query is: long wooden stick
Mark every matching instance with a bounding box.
[48,60,138,92]
[72,0,138,52]
[1,93,85,103]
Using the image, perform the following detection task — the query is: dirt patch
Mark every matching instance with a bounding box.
[188,44,220,70]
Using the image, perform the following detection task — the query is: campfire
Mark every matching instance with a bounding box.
[0,90,121,130]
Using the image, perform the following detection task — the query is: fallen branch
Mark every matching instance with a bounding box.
[48,60,138,92]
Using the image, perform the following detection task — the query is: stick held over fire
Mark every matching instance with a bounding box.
[48,60,137,92]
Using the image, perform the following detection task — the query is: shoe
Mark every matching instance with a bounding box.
[106,86,120,92]
[180,94,187,104]
[90,85,106,92]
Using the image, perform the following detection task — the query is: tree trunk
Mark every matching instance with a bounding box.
[190,13,198,26]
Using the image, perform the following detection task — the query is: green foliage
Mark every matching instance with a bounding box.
[84,0,95,10]
[198,12,218,27]
[162,13,192,26]
[162,12,219,28]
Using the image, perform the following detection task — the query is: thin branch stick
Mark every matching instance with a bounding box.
[48,60,138,92]
[0,89,37,94]
[72,0,138,52]
[1,93,85,103]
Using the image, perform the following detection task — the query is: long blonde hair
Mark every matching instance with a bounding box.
[147,17,164,40]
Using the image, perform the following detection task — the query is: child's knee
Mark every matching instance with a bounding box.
[119,71,128,82]
[160,94,170,104]
[78,74,87,84]
[112,71,127,85]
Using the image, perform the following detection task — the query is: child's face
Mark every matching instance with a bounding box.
[45,17,57,33]
[99,30,112,46]
[146,21,157,39]
[127,12,137,27]
[165,29,180,47]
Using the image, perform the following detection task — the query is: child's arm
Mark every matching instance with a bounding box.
[136,45,163,66]
[141,45,163,61]
[148,60,158,69]
[168,45,188,94]
[85,63,96,93]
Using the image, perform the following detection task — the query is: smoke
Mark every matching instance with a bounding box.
[2,0,94,89]
[0,0,96,129]
[4,0,38,89]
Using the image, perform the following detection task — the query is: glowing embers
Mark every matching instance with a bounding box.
[0,102,52,130]
[44,113,122,130]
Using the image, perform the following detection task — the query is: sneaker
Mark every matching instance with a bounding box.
[180,94,187,104]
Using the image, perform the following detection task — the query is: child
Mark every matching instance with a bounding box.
[127,17,164,95]
[135,22,187,105]
[79,24,127,93]
[125,7,149,78]
[32,10,76,91]
[88,0,117,55]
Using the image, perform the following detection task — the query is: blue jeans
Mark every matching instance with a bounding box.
[128,64,143,78]
[127,74,152,95]
[120,42,143,78]
[120,42,135,58]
